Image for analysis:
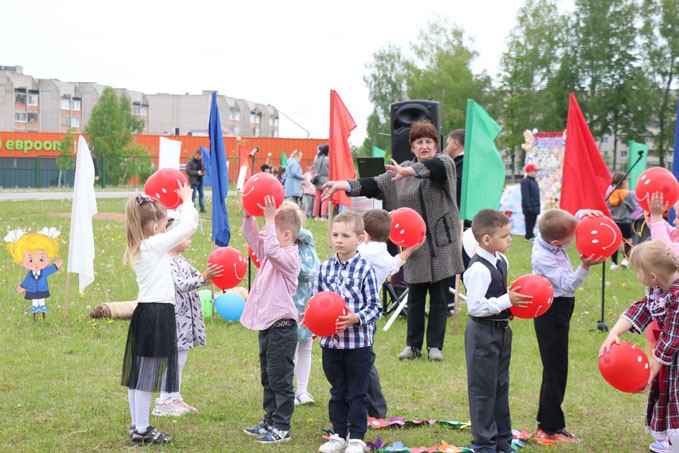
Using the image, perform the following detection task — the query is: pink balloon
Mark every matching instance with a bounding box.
[575,215,622,259]
[509,274,554,319]
[144,168,187,209]
[389,208,426,247]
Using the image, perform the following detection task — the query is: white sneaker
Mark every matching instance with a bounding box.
[295,392,315,405]
[345,438,366,453]
[319,433,347,452]
[620,258,629,269]
[610,263,619,270]
[151,398,189,416]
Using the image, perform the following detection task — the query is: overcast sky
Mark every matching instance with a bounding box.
[4,0,573,146]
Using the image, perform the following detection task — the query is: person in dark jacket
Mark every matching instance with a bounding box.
[186,149,206,212]
[520,164,541,241]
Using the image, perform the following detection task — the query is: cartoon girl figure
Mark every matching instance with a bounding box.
[5,228,62,321]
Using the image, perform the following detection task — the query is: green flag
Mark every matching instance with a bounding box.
[281,151,287,166]
[627,141,648,190]
[372,146,386,158]
[460,99,505,221]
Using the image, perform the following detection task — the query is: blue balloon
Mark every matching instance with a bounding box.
[214,292,246,321]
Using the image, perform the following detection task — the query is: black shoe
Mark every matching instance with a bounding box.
[130,425,172,445]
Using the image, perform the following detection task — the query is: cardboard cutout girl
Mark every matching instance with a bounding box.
[5,228,62,321]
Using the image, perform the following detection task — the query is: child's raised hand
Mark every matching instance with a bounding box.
[509,286,532,308]
[580,209,603,218]
[202,263,223,280]
[599,333,620,357]
[580,253,606,270]
[648,192,668,219]
[257,195,277,224]
[176,180,193,204]
[335,308,359,333]
[54,258,63,268]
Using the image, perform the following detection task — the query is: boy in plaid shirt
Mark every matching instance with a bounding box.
[314,210,381,453]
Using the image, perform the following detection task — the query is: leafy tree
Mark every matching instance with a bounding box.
[640,0,679,166]
[56,128,77,187]
[85,87,146,185]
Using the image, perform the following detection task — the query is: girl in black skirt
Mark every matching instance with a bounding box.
[122,183,197,446]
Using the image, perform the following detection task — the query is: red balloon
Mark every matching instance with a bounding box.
[144,168,187,209]
[303,291,348,337]
[248,245,261,268]
[242,173,284,216]
[208,247,247,290]
[575,215,623,259]
[599,341,650,393]
[509,274,554,319]
[389,207,426,247]
[635,167,679,212]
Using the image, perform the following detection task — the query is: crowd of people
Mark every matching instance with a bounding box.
[118,119,678,452]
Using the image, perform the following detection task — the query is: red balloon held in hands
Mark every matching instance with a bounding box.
[389,208,426,247]
[509,274,554,319]
[248,245,261,268]
[144,168,188,209]
[208,247,247,290]
[242,173,284,216]
[599,341,650,393]
[303,292,348,337]
[635,167,679,212]
[575,215,622,259]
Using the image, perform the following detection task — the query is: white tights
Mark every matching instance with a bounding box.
[160,350,189,400]
[294,339,313,396]
[128,389,152,432]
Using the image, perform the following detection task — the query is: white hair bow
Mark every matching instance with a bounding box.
[4,228,26,243]
[38,227,61,239]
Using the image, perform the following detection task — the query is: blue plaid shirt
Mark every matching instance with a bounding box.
[314,252,381,349]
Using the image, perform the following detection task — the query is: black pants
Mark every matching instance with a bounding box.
[367,346,387,418]
[534,297,575,433]
[611,222,633,264]
[524,212,538,240]
[258,325,297,431]
[322,347,372,440]
[407,278,449,350]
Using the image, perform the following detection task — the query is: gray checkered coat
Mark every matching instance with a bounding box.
[348,153,464,284]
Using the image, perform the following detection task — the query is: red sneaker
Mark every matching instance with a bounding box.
[535,427,580,444]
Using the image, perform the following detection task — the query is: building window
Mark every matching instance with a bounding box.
[28,113,38,123]
[621,150,628,158]
[72,99,81,111]
[70,117,80,127]
[229,107,240,121]
[15,112,27,122]
[141,105,148,116]
[61,98,71,110]
[61,116,70,127]
[27,93,39,106]
[228,124,239,135]
[269,116,279,128]
[251,127,260,136]
[250,111,261,124]
[15,92,27,104]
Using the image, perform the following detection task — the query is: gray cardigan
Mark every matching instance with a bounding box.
[348,153,464,284]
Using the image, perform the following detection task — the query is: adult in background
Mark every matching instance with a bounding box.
[322,120,464,362]
[313,145,330,219]
[284,150,304,205]
[520,163,540,241]
[606,171,638,270]
[186,149,206,213]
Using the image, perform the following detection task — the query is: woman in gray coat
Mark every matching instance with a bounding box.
[322,120,464,361]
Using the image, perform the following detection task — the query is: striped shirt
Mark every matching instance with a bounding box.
[315,252,381,349]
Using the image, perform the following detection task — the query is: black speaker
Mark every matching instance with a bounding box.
[390,100,441,163]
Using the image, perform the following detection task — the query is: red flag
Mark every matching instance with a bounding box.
[329,90,357,206]
[560,93,612,216]
[237,143,252,181]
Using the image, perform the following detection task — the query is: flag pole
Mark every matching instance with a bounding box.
[452,220,464,335]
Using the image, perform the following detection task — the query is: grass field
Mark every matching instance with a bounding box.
[0,195,653,452]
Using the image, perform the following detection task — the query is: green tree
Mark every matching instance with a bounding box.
[640,0,679,166]
[56,128,77,187]
[85,87,146,185]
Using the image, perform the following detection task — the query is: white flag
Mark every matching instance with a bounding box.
[67,136,98,293]
[158,137,182,170]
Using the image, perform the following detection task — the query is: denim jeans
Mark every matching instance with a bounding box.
[191,183,205,211]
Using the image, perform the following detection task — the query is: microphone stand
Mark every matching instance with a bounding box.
[597,149,645,332]
[247,147,259,291]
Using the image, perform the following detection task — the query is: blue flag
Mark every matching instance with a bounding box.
[209,92,230,246]
[200,145,211,187]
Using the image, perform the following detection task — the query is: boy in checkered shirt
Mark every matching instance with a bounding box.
[314,210,381,453]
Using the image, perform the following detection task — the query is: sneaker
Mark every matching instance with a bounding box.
[319,433,348,452]
[536,427,580,443]
[427,347,444,361]
[175,397,198,412]
[398,346,422,360]
[244,420,271,437]
[256,427,291,444]
[650,438,670,453]
[129,425,172,445]
[610,263,619,270]
[345,438,366,453]
[620,258,630,269]
[152,398,189,416]
[295,392,315,405]
[29,306,40,314]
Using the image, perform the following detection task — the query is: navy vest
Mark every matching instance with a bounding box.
[469,254,511,320]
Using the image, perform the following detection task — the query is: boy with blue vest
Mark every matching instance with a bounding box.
[463,209,531,453]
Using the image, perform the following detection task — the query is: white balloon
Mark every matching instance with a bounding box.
[462,228,479,258]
